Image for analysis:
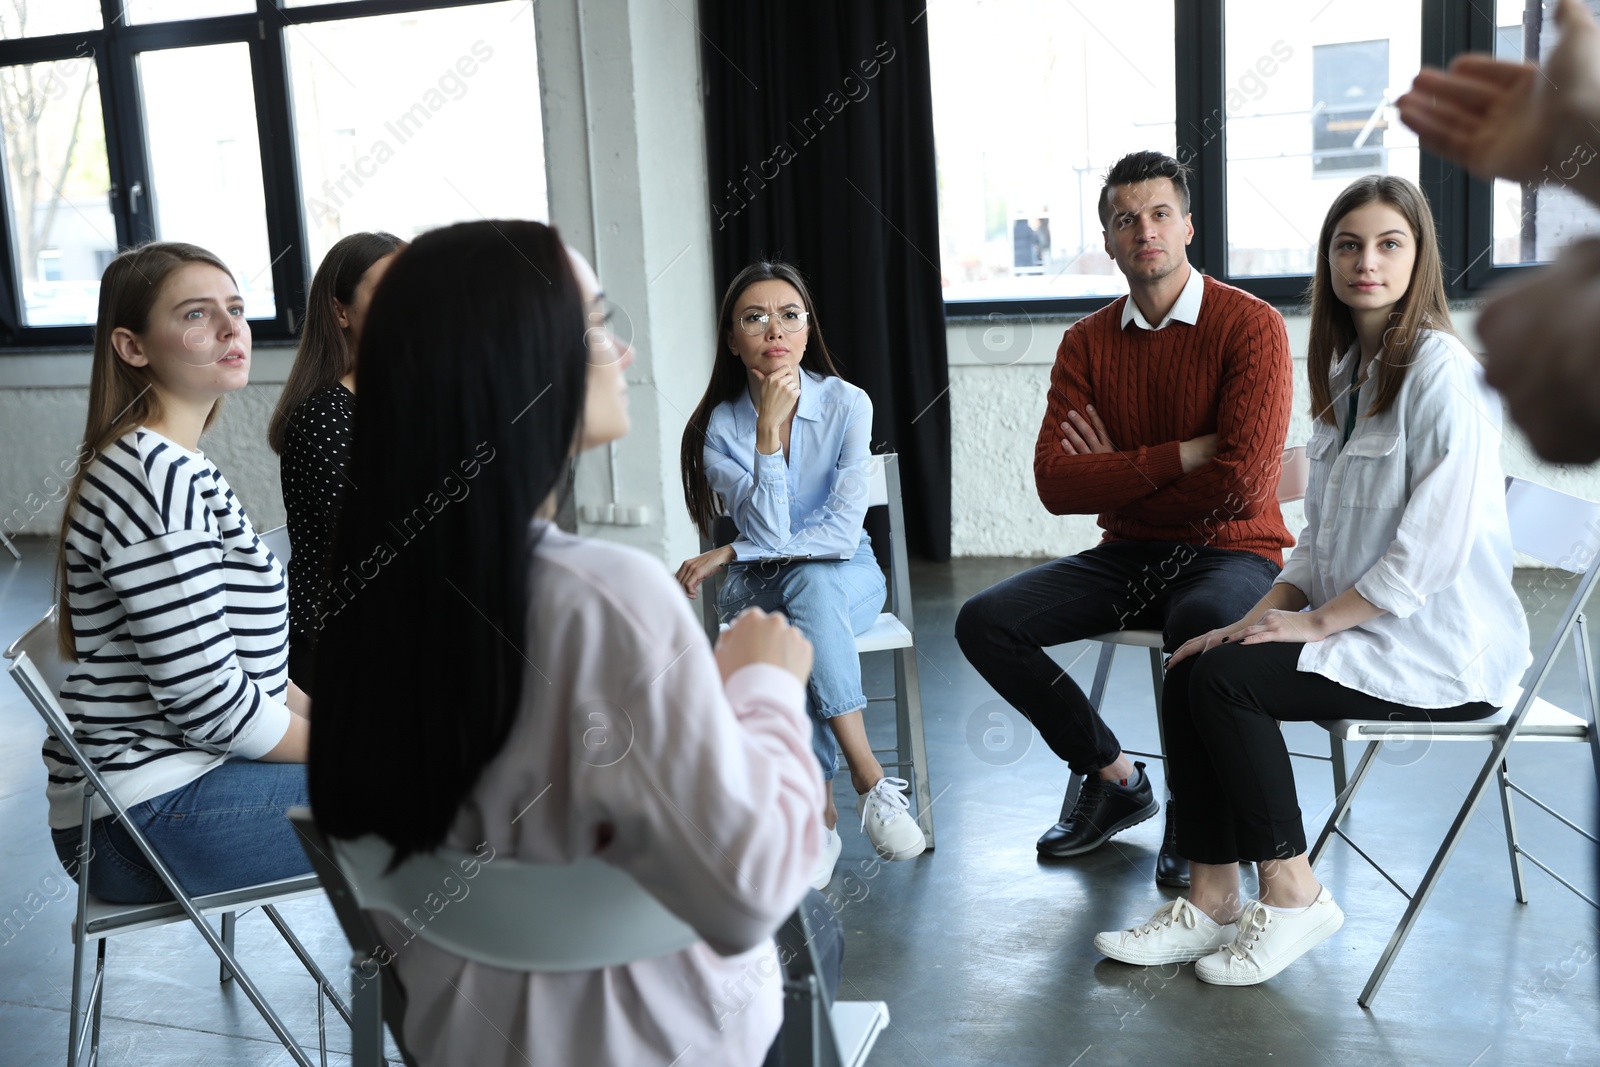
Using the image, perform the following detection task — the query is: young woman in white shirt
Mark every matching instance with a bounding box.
[675,261,927,886]
[1093,175,1530,985]
[50,243,311,903]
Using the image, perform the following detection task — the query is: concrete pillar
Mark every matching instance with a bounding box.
[535,0,716,569]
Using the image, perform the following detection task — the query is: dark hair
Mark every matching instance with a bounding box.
[308,220,588,861]
[679,260,843,536]
[1306,175,1453,426]
[1098,150,1192,229]
[56,242,234,658]
[268,231,404,453]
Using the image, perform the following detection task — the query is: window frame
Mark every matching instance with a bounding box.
[0,0,501,350]
[942,0,1547,319]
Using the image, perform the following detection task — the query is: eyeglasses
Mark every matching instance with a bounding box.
[736,309,810,336]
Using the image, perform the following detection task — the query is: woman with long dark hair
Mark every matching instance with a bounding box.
[1093,175,1530,985]
[676,261,927,889]
[268,231,404,692]
[50,243,310,903]
[309,222,828,1066]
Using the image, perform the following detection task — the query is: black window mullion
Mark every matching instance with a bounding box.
[1176,0,1226,283]
[251,17,305,339]
[99,14,154,247]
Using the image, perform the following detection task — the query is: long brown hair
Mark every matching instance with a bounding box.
[55,242,236,657]
[268,231,404,453]
[679,261,843,536]
[1307,175,1454,426]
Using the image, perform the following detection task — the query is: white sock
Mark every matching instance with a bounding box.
[1195,909,1222,928]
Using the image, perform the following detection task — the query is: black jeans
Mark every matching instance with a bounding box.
[956,541,1280,775]
[1173,640,1497,864]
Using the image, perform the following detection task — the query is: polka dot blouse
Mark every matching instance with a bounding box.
[280,383,355,647]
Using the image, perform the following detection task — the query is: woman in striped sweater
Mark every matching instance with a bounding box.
[49,242,312,904]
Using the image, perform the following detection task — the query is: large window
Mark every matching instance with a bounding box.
[0,0,545,347]
[1223,0,1421,278]
[929,0,1600,313]
[927,0,1175,303]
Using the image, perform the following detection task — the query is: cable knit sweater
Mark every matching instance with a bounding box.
[1033,275,1294,564]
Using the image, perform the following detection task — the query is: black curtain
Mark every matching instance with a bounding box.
[700,1,952,561]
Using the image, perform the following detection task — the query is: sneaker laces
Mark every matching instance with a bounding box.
[859,776,912,832]
[1129,897,1198,939]
[1223,901,1273,961]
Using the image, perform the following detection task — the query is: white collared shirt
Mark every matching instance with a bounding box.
[1278,331,1531,708]
[1120,262,1204,331]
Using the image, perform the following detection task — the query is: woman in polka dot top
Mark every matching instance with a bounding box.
[269,232,405,694]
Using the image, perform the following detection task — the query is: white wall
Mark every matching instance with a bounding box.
[945,303,1597,562]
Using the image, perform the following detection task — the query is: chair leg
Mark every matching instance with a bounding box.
[89,939,107,1065]
[1146,646,1167,767]
[350,955,387,1067]
[1496,758,1529,903]
[1310,740,1382,869]
[67,933,87,1067]
[1329,736,1349,813]
[895,646,936,848]
[219,911,236,984]
[1357,725,1531,1008]
[262,904,354,1027]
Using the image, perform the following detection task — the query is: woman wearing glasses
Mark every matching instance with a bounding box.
[677,262,926,889]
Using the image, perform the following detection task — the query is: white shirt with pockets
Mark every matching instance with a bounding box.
[1277,330,1530,708]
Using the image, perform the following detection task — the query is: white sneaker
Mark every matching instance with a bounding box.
[856,777,927,861]
[1093,896,1239,966]
[811,826,842,890]
[1195,887,1345,986]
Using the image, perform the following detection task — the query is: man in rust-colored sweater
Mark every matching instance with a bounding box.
[956,151,1293,888]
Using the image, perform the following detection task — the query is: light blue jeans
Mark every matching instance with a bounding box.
[718,550,887,781]
[51,760,312,904]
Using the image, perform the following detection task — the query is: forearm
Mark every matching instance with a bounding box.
[259,712,309,763]
[1304,586,1384,638]
[1033,442,1185,514]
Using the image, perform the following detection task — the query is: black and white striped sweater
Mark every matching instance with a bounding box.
[48,428,291,829]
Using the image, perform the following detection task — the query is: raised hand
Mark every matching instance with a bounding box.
[1397,0,1600,204]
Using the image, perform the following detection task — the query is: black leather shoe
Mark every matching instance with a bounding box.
[1154,799,1190,888]
[1037,762,1159,858]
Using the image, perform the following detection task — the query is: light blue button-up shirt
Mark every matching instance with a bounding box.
[703,371,874,560]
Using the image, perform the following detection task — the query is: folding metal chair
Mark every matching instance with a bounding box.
[5,607,350,1067]
[1309,476,1600,1007]
[288,809,888,1066]
[1054,445,1349,816]
[697,452,936,846]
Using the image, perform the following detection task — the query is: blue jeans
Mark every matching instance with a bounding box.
[51,760,312,904]
[718,552,887,781]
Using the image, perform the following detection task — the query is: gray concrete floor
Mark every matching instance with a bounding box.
[0,540,1595,1066]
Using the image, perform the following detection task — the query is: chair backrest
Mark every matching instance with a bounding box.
[4,606,69,700]
[259,524,291,565]
[310,825,701,972]
[1277,445,1309,504]
[1505,476,1600,572]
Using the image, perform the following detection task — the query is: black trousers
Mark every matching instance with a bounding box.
[955,541,1280,775]
[1173,640,1497,864]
